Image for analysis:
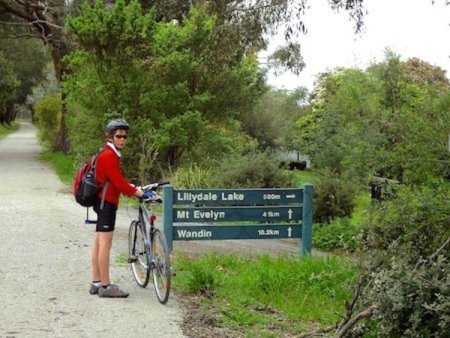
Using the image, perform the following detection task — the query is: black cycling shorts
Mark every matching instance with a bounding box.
[93,199,118,232]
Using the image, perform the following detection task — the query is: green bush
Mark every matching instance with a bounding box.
[211,150,297,188]
[313,168,359,224]
[362,182,450,263]
[360,181,450,337]
[33,93,62,149]
[171,163,216,189]
[313,218,360,252]
[365,255,449,337]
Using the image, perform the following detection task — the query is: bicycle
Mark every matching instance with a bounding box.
[127,181,171,304]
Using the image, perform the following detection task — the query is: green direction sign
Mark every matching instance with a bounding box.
[174,189,303,206]
[162,184,314,256]
[173,224,301,240]
[173,206,302,223]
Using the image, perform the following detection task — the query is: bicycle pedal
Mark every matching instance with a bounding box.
[128,256,138,263]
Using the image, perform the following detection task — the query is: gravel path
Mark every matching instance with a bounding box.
[0,122,185,338]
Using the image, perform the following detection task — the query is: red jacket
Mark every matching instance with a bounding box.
[96,143,137,205]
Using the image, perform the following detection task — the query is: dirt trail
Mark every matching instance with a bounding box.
[0,122,185,338]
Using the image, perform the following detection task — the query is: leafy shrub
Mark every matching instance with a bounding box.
[362,182,450,263]
[365,255,449,337]
[33,93,62,149]
[313,168,359,224]
[359,181,450,337]
[212,150,297,188]
[313,218,360,252]
[171,163,216,189]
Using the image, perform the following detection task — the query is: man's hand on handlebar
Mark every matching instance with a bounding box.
[134,181,168,202]
[143,191,162,202]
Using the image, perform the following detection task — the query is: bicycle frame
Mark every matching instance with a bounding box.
[138,203,147,232]
[137,201,156,260]
[128,181,171,304]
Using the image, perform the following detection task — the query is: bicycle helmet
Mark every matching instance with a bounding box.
[105,118,130,134]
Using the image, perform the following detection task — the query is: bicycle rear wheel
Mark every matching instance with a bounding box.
[128,220,150,287]
[151,228,171,304]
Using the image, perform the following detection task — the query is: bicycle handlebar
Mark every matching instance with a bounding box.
[140,181,170,203]
[142,180,170,192]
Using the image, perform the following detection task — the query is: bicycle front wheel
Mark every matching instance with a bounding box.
[128,220,150,287]
[151,228,171,304]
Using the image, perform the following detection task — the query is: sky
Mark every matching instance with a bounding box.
[260,0,450,91]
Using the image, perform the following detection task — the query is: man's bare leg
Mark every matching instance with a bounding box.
[92,231,113,285]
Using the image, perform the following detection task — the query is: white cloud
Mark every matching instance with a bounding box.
[261,0,450,90]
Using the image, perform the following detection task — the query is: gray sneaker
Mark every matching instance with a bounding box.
[98,285,129,298]
[89,283,100,295]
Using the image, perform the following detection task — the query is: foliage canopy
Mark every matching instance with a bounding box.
[293,51,450,185]
[65,0,266,180]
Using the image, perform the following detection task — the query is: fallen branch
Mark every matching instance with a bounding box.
[333,277,377,337]
[334,305,378,338]
[335,277,364,332]
[414,236,450,271]
[298,277,377,338]
[429,236,450,261]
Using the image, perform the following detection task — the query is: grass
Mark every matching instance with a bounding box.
[115,252,130,267]
[173,252,358,336]
[40,150,76,184]
[350,191,371,227]
[295,170,318,186]
[0,122,19,139]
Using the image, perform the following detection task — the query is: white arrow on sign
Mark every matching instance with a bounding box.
[286,194,296,199]
[287,209,293,220]
[287,227,292,238]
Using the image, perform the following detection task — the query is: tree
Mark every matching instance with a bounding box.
[293,53,450,184]
[0,51,19,124]
[0,0,366,153]
[368,52,450,183]
[64,0,266,178]
[240,87,309,149]
[0,0,75,151]
[141,0,365,76]
[0,39,48,122]
[0,11,48,123]
[404,57,449,86]
[293,67,384,177]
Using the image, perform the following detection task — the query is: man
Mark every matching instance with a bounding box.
[89,118,152,298]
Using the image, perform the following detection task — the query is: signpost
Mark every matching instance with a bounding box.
[162,184,313,256]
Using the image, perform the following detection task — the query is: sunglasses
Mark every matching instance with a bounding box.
[114,134,128,139]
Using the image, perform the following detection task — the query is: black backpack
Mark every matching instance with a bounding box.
[73,149,109,208]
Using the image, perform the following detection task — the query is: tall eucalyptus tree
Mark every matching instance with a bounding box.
[0,0,366,152]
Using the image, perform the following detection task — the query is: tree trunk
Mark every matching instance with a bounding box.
[54,92,69,153]
[51,46,70,153]
[0,0,72,153]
